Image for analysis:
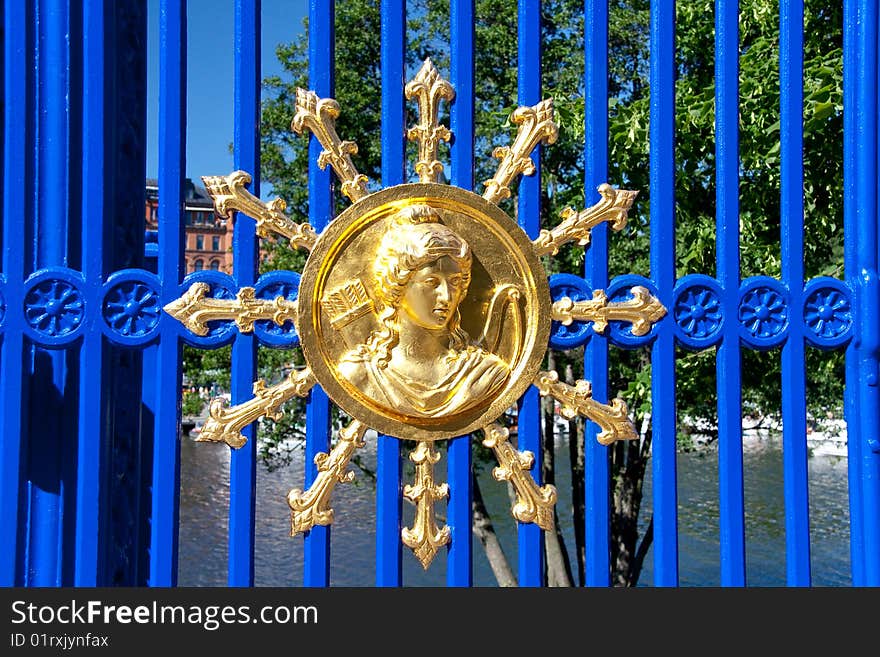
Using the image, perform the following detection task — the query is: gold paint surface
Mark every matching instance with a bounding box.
[534,370,637,445]
[164,282,298,336]
[287,420,367,535]
[551,285,666,336]
[299,183,551,441]
[405,59,454,183]
[197,368,316,449]
[401,442,450,569]
[202,170,318,251]
[532,184,637,257]
[482,423,557,530]
[167,59,663,567]
[483,99,558,205]
[291,89,369,203]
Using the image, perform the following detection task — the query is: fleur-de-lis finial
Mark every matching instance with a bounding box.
[401,442,451,569]
[163,282,299,337]
[405,59,455,183]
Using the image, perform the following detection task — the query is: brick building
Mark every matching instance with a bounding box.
[145,178,234,273]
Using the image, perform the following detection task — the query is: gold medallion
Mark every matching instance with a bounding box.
[299,183,550,441]
[164,58,667,569]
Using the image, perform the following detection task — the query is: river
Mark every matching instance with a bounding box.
[177,430,851,587]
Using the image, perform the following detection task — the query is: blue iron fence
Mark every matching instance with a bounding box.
[1,0,878,587]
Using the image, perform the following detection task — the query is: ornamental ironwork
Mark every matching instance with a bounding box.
[164,59,667,569]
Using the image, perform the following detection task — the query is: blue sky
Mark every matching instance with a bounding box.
[146,0,308,191]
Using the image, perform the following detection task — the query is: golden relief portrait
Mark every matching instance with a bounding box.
[334,205,511,418]
[299,183,551,442]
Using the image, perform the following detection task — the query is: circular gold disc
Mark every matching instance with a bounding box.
[299,183,550,441]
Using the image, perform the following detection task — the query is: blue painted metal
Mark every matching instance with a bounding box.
[842,0,865,586]
[779,0,810,587]
[649,0,679,587]
[76,0,106,586]
[738,277,791,350]
[447,0,475,588]
[101,271,163,348]
[103,3,150,587]
[29,0,72,587]
[673,275,726,349]
[147,0,186,587]
[852,0,880,586]
[303,388,330,585]
[0,0,28,586]
[715,0,746,587]
[584,0,611,587]
[548,273,594,350]
[253,271,301,347]
[377,0,404,587]
[802,278,854,349]
[228,0,261,587]
[606,275,662,347]
[304,0,334,587]
[517,0,544,587]
[449,0,474,191]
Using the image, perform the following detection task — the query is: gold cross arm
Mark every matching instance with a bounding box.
[196,368,316,449]
[534,371,637,445]
[481,424,557,530]
[532,184,637,257]
[287,420,367,535]
[552,286,666,336]
[292,89,369,203]
[202,171,318,251]
[163,283,298,336]
[483,99,558,205]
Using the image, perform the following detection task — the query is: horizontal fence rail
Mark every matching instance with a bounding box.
[0,0,877,587]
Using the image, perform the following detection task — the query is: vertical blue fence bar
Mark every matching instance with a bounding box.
[147,0,186,586]
[228,0,261,587]
[0,0,28,587]
[377,0,404,587]
[584,0,610,587]
[853,0,880,586]
[779,0,811,586]
[304,0,334,587]
[36,0,68,269]
[517,0,544,587]
[649,0,679,587]
[842,0,865,586]
[715,0,746,586]
[447,0,475,588]
[30,0,70,587]
[76,0,106,586]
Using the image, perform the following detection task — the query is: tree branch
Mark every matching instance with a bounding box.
[629,512,654,587]
[472,471,517,587]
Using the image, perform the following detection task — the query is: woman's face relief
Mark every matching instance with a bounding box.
[400,255,466,330]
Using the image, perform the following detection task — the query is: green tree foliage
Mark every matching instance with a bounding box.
[185,0,845,585]
[181,390,206,418]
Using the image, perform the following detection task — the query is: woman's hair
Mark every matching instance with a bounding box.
[352,205,472,367]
